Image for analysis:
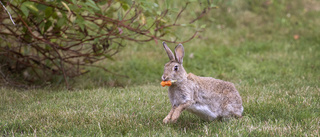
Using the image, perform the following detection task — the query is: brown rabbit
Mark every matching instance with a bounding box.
[161,42,243,123]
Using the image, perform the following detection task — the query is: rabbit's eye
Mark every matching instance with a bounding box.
[174,65,178,71]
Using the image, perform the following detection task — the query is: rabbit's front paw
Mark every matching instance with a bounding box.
[163,116,171,124]
[170,112,181,123]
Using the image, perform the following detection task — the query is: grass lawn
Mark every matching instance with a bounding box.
[1,0,320,136]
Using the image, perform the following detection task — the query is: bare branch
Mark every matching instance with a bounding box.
[0,1,15,25]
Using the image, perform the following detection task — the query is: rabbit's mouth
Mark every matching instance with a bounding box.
[162,75,176,81]
[170,80,177,83]
[162,79,177,82]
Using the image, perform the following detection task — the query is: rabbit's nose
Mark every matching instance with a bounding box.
[161,75,167,81]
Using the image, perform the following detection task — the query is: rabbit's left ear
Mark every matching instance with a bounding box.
[175,43,184,64]
[163,42,175,61]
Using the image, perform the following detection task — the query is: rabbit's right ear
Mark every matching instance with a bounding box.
[175,43,184,64]
[162,42,175,61]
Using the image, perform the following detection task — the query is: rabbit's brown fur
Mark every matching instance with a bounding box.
[161,42,243,123]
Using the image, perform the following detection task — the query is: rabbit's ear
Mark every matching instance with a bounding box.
[175,43,184,64]
[163,42,175,61]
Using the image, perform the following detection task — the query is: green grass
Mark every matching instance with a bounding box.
[1,85,319,136]
[1,0,320,136]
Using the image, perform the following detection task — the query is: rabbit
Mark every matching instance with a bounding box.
[161,42,243,123]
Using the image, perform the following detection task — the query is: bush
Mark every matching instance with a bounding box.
[0,0,213,88]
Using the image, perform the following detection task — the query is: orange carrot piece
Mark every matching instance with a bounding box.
[161,81,172,87]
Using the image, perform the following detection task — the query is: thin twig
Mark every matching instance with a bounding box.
[0,1,16,25]
[174,2,189,25]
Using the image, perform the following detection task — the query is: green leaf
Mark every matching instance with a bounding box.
[94,38,99,44]
[146,17,154,28]
[119,0,133,6]
[39,22,45,33]
[24,2,39,13]
[156,11,161,15]
[61,2,71,13]
[85,21,99,31]
[50,39,57,43]
[45,44,52,50]
[71,0,77,4]
[153,3,158,7]
[23,32,32,42]
[51,12,58,19]
[44,21,52,33]
[68,4,80,13]
[103,54,115,61]
[117,10,122,21]
[75,15,85,31]
[121,3,129,11]
[57,17,66,28]
[200,24,206,29]
[44,7,53,18]
[20,4,29,17]
[85,0,100,11]
[97,1,107,5]
[36,4,47,11]
[165,0,170,9]
[210,4,218,8]
[75,15,84,24]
